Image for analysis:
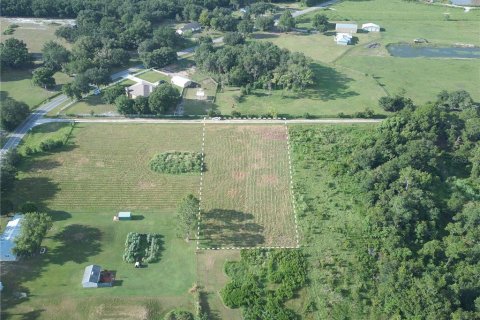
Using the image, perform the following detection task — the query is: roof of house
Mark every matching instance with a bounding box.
[82,265,101,284]
[362,23,380,28]
[0,214,23,262]
[127,82,155,97]
[335,33,353,42]
[171,75,192,88]
[181,22,202,30]
[336,23,357,30]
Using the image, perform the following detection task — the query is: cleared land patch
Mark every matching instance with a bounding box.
[199,124,297,248]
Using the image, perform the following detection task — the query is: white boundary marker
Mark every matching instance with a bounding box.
[196,118,300,251]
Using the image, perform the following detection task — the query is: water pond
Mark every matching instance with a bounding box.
[387,44,480,59]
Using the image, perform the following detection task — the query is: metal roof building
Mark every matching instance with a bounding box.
[171,75,192,88]
[335,23,358,34]
[0,214,23,262]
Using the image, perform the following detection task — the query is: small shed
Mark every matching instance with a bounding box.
[82,265,114,288]
[171,75,192,88]
[362,23,380,32]
[335,23,357,34]
[118,212,131,220]
[334,33,353,46]
[176,22,202,35]
[0,214,23,262]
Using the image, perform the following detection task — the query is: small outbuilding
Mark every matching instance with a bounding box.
[335,23,357,34]
[176,22,202,35]
[362,23,380,32]
[82,265,114,288]
[0,214,23,262]
[171,75,192,88]
[335,33,353,46]
[125,82,156,99]
[118,212,131,220]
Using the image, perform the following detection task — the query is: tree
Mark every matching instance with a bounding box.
[133,96,151,114]
[0,38,31,68]
[13,212,52,257]
[140,47,177,68]
[0,98,30,131]
[379,95,414,112]
[41,41,70,71]
[176,194,199,240]
[278,11,295,32]
[115,95,135,115]
[148,83,181,115]
[237,18,254,35]
[0,163,17,194]
[254,16,274,31]
[84,67,110,86]
[102,84,126,104]
[63,73,91,99]
[199,9,211,27]
[312,13,329,32]
[436,90,474,111]
[32,67,56,88]
[224,32,245,46]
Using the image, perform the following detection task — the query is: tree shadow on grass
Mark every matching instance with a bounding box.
[200,209,265,247]
[11,177,60,209]
[199,291,222,320]
[49,224,102,265]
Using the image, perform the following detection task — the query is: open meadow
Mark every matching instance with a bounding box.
[1,123,203,319]
[200,124,297,248]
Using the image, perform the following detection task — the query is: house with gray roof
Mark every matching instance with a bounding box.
[176,22,202,35]
[335,23,358,34]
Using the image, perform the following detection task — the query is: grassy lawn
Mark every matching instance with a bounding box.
[0,70,71,109]
[18,122,73,155]
[1,123,203,319]
[135,70,171,83]
[0,18,71,54]
[200,125,297,248]
[215,63,387,117]
[61,95,118,116]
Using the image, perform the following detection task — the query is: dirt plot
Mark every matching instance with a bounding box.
[199,125,297,248]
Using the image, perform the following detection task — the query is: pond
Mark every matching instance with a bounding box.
[387,44,480,59]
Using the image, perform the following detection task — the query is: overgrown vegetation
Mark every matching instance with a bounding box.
[176,194,199,240]
[289,90,480,318]
[149,151,202,174]
[13,212,53,257]
[221,249,308,319]
[123,232,163,263]
[20,122,75,155]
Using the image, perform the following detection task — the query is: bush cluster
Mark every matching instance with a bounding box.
[123,232,163,263]
[149,152,202,174]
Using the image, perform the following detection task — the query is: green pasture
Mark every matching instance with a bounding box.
[135,70,171,84]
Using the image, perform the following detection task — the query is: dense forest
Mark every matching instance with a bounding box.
[286,90,479,319]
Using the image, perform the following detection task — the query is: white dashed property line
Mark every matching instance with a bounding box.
[197,117,207,250]
[284,119,301,248]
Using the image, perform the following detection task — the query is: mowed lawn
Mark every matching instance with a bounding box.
[2,124,203,319]
[136,70,171,83]
[200,124,297,248]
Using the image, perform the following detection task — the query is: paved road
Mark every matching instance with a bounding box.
[1,0,343,156]
[36,117,383,125]
[0,95,69,157]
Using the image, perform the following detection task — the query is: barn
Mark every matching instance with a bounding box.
[335,23,357,34]
[171,75,192,88]
[0,214,23,262]
[362,23,381,32]
[82,265,115,288]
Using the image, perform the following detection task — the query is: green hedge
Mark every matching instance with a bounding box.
[149,151,202,174]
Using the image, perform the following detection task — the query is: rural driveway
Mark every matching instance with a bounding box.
[291,0,339,18]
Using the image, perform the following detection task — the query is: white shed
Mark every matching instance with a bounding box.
[171,75,192,88]
[362,23,380,32]
[334,33,353,46]
[0,214,23,262]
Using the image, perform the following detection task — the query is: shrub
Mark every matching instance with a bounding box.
[164,310,194,320]
[39,139,64,152]
[123,232,163,263]
[149,152,202,174]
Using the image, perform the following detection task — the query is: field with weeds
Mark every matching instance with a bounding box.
[200,124,297,248]
[1,123,203,319]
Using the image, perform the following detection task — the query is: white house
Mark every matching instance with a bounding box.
[0,214,23,262]
[335,33,353,46]
[362,23,380,32]
[171,75,192,88]
[176,22,202,35]
[125,82,156,99]
[335,23,357,34]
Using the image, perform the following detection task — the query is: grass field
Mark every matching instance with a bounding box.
[1,123,203,319]
[136,70,171,83]
[18,122,73,154]
[200,125,297,248]
[62,95,118,116]
[1,70,71,109]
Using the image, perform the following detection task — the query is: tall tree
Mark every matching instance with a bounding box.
[0,38,31,68]
[148,83,181,114]
[42,41,70,71]
[32,67,56,88]
[176,194,199,240]
[13,212,53,257]
[140,47,177,68]
[278,11,295,32]
[312,13,329,32]
[0,98,30,131]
